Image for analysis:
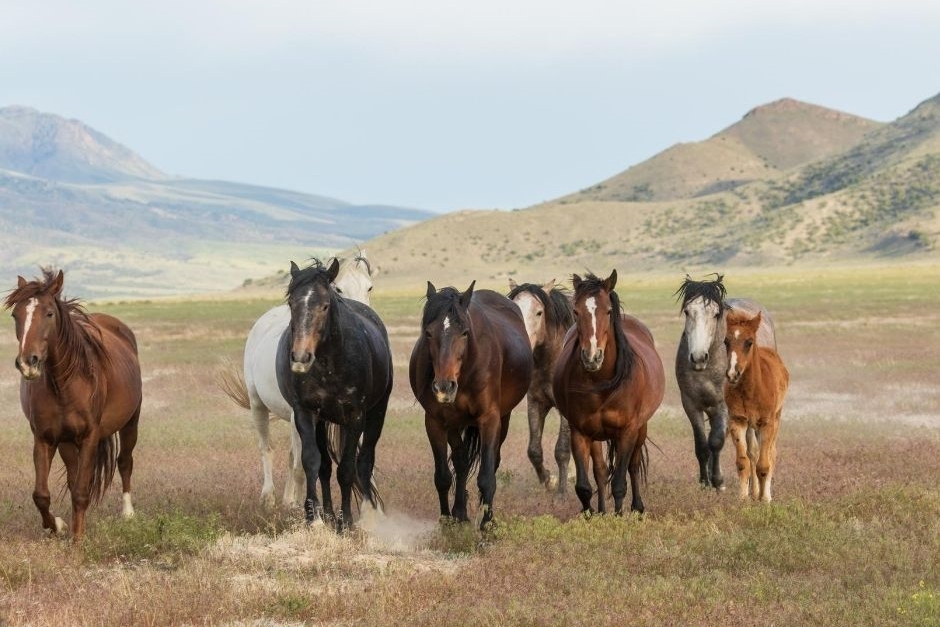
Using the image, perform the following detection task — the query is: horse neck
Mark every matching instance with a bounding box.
[46,307,96,392]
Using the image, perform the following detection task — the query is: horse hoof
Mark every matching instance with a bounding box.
[547,475,559,491]
[54,517,68,535]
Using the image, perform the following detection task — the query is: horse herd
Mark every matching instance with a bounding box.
[4,258,789,540]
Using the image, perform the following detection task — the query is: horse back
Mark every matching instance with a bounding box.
[469,290,533,411]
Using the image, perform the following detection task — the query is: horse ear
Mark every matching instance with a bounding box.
[751,311,763,328]
[17,276,26,289]
[51,270,65,296]
[542,278,556,292]
[327,257,340,281]
[508,278,518,290]
[572,274,582,291]
[290,261,301,278]
[426,281,436,300]
[459,280,476,306]
[604,269,618,292]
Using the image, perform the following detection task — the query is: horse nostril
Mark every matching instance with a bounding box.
[28,355,39,367]
[291,351,312,364]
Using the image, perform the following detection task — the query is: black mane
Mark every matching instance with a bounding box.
[286,258,331,301]
[422,286,465,328]
[674,274,727,310]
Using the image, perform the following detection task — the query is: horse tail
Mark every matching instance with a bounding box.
[89,432,120,505]
[457,425,482,478]
[216,360,250,410]
[606,439,650,487]
[326,423,385,513]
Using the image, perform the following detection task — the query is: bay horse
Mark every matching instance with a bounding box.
[218,253,374,509]
[410,281,532,529]
[5,268,142,540]
[553,270,664,515]
[275,258,392,531]
[724,309,789,502]
[674,274,777,490]
[507,278,575,494]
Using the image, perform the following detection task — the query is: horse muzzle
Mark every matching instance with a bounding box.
[290,351,314,374]
[432,380,458,404]
[689,352,709,371]
[15,355,42,380]
[580,349,604,372]
[726,370,742,386]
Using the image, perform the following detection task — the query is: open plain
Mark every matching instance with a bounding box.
[0,261,938,626]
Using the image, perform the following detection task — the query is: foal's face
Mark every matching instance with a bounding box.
[724,311,762,386]
[573,288,613,372]
[10,282,61,381]
[682,296,724,370]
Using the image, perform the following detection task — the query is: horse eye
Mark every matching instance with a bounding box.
[744,339,753,351]
[536,311,543,317]
[368,286,373,292]
[46,310,55,318]
[335,287,343,294]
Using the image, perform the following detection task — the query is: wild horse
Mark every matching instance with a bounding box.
[725,309,789,501]
[553,270,664,515]
[275,258,392,530]
[507,278,575,494]
[674,274,777,490]
[219,254,374,508]
[5,268,142,540]
[410,281,532,529]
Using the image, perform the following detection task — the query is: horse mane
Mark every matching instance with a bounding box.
[286,258,328,300]
[573,273,633,392]
[4,268,109,390]
[353,254,372,277]
[421,286,464,328]
[674,273,727,310]
[507,282,575,330]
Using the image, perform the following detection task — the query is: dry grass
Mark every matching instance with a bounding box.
[1,262,939,626]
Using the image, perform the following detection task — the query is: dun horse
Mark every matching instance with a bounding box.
[553,271,664,515]
[507,278,575,494]
[724,309,789,501]
[218,254,373,508]
[410,281,532,529]
[674,274,777,490]
[5,268,143,540]
[275,259,392,530]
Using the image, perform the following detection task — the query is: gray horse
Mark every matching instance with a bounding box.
[675,275,776,490]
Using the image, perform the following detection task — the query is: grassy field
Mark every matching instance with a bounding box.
[1,263,939,626]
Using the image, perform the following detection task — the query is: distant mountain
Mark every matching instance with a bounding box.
[563,98,882,203]
[361,93,939,289]
[0,106,432,298]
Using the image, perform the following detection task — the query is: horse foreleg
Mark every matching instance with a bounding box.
[526,397,551,487]
[425,415,455,520]
[554,413,572,496]
[681,393,712,488]
[591,441,609,514]
[570,430,594,514]
[117,403,141,518]
[316,420,335,522]
[476,414,504,530]
[706,403,728,491]
[294,410,324,525]
[746,426,760,499]
[728,418,751,500]
[336,423,360,533]
[756,413,781,502]
[449,428,471,522]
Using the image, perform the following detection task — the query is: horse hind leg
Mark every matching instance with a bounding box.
[756,414,781,502]
[526,399,551,488]
[250,400,276,509]
[357,401,388,513]
[284,416,306,509]
[553,413,572,496]
[117,403,141,518]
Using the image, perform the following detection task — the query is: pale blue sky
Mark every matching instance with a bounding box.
[3,1,939,212]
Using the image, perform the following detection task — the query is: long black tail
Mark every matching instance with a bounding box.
[606,439,649,486]
[326,422,384,512]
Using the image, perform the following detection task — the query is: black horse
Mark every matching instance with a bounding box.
[276,258,393,531]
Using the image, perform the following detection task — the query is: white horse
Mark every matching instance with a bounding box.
[220,254,374,508]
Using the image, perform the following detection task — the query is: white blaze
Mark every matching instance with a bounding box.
[21,298,38,354]
[586,296,598,356]
[443,316,451,333]
[727,349,738,379]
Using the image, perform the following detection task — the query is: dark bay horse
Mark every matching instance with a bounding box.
[725,309,789,501]
[674,274,777,490]
[5,268,142,540]
[275,259,392,531]
[553,270,664,515]
[410,281,532,529]
[507,278,575,494]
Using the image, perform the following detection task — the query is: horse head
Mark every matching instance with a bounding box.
[332,252,374,305]
[725,309,762,386]
[423,280,475,404]
[5,268,66,380]
[286,258,340,374]
[508,278,556,350]
[572,270,618,372]
[676,275,727,371]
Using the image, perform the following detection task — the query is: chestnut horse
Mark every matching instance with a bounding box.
[507,278,575,494]
[5,268,142,539]
[553,270,664,515]
[410,281,532,529]
[724,309,789,502]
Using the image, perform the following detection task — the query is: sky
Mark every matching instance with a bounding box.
[3,1,940,213]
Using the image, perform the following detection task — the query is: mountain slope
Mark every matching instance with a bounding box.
[0,106,432,298]
[562,98,883,203]
[361,94,939,290]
